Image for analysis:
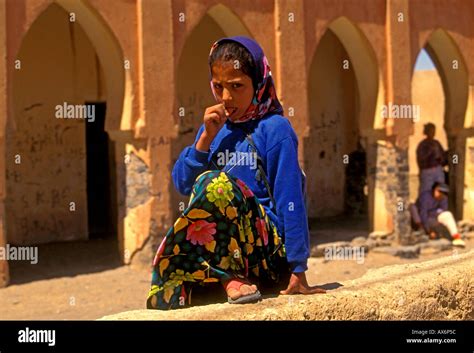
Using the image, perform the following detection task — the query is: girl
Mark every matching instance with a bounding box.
[147,36,325,310]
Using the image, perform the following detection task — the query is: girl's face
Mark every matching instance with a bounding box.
[211,61,255,122]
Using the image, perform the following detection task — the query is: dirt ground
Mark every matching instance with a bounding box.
[0,218,472,320]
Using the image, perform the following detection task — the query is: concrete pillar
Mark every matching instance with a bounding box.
[0,0,9,287]
[99,0,177,268]
[461,87,474,221]
[448,132,474,222]
[108,130,156,266]
[366,134,391,234]
[382,0,413,243]
[107,131,130,264]
[386,0,413,144]
[140,0,175,201]
[273,0,310,165]
[131,0,176,266]
[367,136,413,243]
[107,128,162,267]
[0,201,7,287]
[462,135,474,221]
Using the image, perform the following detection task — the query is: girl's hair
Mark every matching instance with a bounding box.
[209,41,257,90]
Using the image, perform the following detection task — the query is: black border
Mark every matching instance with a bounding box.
[0,320,472,353]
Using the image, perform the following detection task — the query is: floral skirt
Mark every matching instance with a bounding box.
[146,170,290,310]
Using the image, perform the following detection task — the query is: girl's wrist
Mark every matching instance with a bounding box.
[196,132,213,152]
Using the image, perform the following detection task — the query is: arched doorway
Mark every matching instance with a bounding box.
[172,4,252,217]
[410,29,470,220]
[305,17,382,241]
[409,48,447,202]
[6,1,126,283]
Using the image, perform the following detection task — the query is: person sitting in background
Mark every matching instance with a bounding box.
[412,182,465,247]
[416,123,448,194]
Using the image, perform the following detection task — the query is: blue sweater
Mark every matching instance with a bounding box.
[172,113,310,273]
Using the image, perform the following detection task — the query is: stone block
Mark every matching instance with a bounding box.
[100,250,474,320]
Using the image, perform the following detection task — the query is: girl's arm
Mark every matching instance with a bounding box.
[266,131,325,295]
[266,134,310,273]
[172,104,227,195]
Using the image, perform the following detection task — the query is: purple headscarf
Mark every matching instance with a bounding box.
[208,36,283,123]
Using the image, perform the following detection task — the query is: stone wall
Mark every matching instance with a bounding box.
[101,249,474,320]
[305,29,358,218]
[368,140,412,243]
[6,4,102,245]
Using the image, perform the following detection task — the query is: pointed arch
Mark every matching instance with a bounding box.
[171,3,254,219]
[411,28,471,221]
[207,3,252,38]
[12,0,129,132]
[176,3,254,136]
[323,16,384,133]
[419,29,470,133]
[305,16,382,224]
[53,0,129,132]
[6,0,123,249]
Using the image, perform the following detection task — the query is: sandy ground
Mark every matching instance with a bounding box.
[0,220,471,320]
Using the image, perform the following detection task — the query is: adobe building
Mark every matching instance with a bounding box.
[0,0,473,287]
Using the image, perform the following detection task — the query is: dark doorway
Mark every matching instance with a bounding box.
[344,141,368,217]
[85,102,114,239]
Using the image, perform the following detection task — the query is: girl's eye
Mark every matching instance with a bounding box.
[213,82,242,89]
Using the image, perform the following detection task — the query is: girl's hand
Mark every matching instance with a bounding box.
[280,272,326,295]
[203,103,226,139]
[196,104,226,152]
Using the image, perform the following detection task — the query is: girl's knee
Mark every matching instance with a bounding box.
[194,170,232,184]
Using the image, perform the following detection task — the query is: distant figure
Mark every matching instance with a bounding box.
[416,123,447,194]
[411,182,465,247]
